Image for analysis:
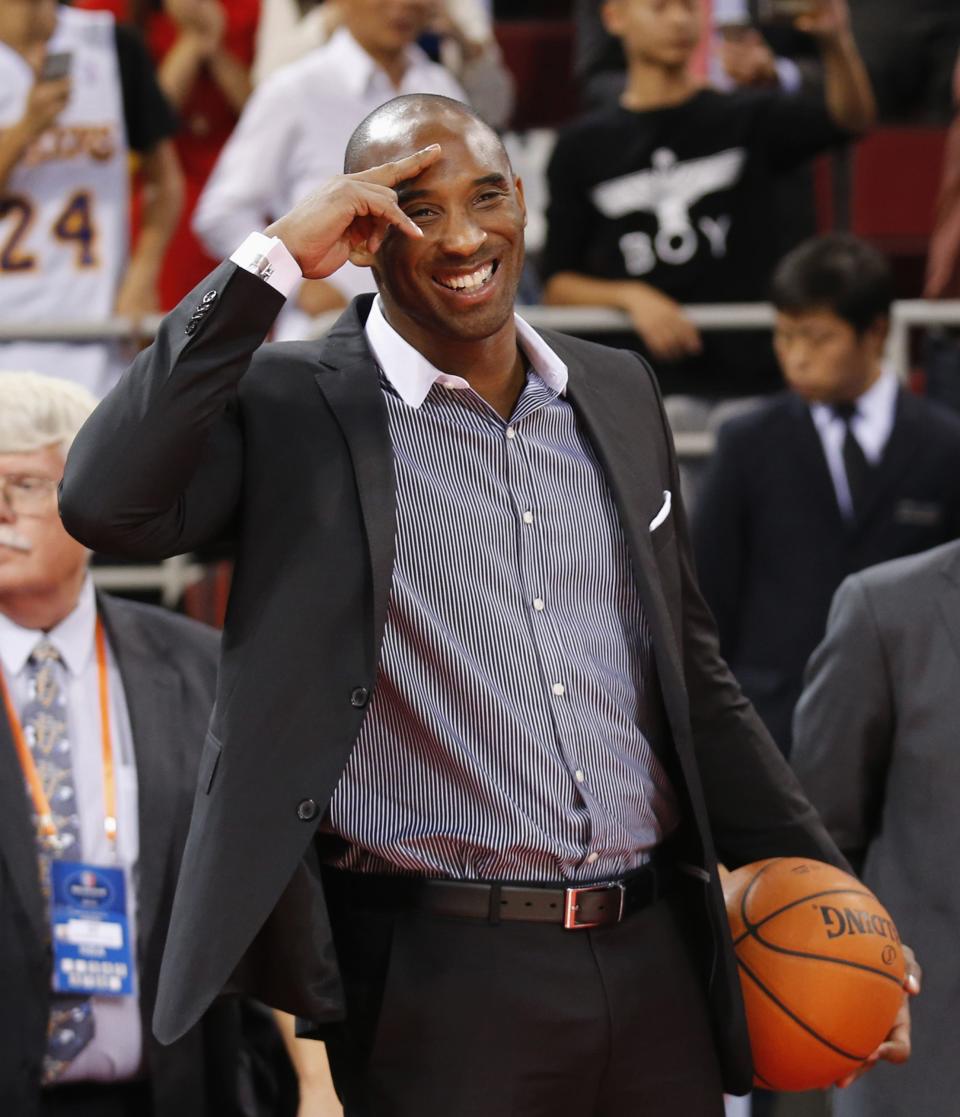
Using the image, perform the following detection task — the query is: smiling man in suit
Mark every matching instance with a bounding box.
[0,373,270,1116]
[59,95,916,1116]
[693,233,960,755]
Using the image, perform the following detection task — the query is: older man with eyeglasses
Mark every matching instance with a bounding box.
[0,371,276,1117]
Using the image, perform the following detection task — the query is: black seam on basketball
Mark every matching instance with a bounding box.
[737,861,782,939]
[733,887,882,946]
[753,1069,774,1089]
[745,932,904,986]
[736,957,870,1063]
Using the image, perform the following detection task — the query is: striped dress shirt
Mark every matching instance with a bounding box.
[322,299,679,882]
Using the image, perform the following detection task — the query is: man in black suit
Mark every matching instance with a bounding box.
[0,373,277,1116]
[59,96,916,1117]
[693,233,960,754]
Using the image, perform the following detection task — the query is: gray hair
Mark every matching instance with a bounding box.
[0,372,97,458]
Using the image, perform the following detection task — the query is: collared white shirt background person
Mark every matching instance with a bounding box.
[0,576,142,1083]
[251,0,511,127]
[809,366,898,520]
[192,24,465,343]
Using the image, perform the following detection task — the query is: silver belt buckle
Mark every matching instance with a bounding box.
[562,881,626,930]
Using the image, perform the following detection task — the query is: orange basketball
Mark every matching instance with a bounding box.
[723,857,905,1092]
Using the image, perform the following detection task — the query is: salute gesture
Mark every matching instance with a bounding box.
[265,144,442,280]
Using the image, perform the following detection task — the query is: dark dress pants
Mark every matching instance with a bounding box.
[40,1080,152,1117]
[322,873,725,1117]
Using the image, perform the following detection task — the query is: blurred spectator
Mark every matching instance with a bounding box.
[253,0,513,128]
[848,0,960,124]
[574,0,818,111]
[193,0,465,341]
[77,0,261,309]
[693,234,960,753]
[792,539,960,1116]
[0,372,272,1115]
[543,0,873,398]
[0,2,182,398]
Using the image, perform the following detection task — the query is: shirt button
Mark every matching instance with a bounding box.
[505,426,516,440]
[350,686,370,708]
[574,770,585,783]
[297,799,318,821]
[586,851,600,865]
[552,682,565,696]
[533,598,545,611]
[522,511,534,525]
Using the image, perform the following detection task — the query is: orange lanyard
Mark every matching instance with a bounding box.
[0,616,117,849]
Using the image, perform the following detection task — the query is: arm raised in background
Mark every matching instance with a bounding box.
[59,146,441,559]
[797,0,876,134]
[114,138,185,319]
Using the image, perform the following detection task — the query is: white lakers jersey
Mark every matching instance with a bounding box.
[0,6,128,396]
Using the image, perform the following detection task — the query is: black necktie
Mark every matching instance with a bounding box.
[832,401,871,517]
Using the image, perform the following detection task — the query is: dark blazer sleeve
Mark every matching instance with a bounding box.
[691,422,747,664]
[60,262,285,558]
[791,575,895,868]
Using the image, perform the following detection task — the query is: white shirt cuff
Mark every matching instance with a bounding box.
[230,231,302,298]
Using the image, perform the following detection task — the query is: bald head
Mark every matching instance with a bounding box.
[343,94,510,176]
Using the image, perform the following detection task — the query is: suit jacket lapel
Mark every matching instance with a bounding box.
[313,300,397,655]
[559,346,684,691]
[0,706,46,941]
[97,594,180,954]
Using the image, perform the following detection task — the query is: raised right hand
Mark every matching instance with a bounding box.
[265,144,442,280]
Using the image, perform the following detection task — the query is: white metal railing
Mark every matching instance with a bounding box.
[91,554,206,606]
[7,298,959,602]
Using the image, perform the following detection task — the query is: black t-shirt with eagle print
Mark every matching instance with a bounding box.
[542,88,850,303]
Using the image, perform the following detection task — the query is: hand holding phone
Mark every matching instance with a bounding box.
[40,50,72,82]
[21,51,72,141]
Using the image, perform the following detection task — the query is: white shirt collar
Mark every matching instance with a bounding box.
[0,575,96,679]
[364,296,569,409]
[327,26,431,98]
[810,366,898,463]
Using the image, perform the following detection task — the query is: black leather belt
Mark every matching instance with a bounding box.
[326,855,675,931]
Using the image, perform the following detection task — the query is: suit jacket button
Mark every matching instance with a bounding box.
[350,686,370,708]
[297,799,318,821]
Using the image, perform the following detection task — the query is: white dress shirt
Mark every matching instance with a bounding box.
[0,577,142,1082]
[364,294,568,405]
[809,367,899,520]
[193,26,466,342]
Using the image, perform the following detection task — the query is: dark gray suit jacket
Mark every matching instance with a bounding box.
[793,540,960,1116]
[0,593,259,1116]
[60,263,844,1095]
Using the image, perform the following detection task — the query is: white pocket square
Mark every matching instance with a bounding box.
[649,489,672,532]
